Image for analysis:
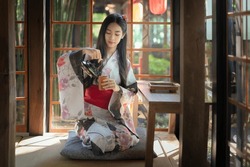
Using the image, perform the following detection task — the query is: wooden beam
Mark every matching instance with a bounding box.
[27,0,45,135]
[0,0,16,166]
[179,0,208,167]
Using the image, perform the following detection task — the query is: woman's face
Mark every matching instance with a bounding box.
[105,22,124,52]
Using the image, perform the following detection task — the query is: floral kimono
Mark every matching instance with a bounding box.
[57,50,139,155]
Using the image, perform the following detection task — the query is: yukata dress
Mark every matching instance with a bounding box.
[57,50,139,156]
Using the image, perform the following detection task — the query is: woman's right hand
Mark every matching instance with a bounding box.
[82,48,102,63]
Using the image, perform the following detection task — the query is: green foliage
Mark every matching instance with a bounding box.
[149,54,170,75]
[92,13,107,43]
[16,0,25,21]
[93,13,106,22]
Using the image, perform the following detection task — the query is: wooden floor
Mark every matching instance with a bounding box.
[15,131,179,167]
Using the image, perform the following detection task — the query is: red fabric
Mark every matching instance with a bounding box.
[84,85,113,110]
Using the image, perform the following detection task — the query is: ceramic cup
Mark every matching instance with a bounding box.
[98,75,108,90]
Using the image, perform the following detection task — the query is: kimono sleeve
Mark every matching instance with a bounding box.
[57,52,85,120]
[108,59,138,136]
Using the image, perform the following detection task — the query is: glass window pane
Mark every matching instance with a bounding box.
[16,49,25,71]
[93,0,131,22]
[243,0,250,11]
[132,51,170,76]
[228,16,235,55]
[92,24,101,46]
[228,60,236,98]
[133,24,143,48]
[243,16,250,57]
[205,41,213,101]
[52,77,59,101]
[93,13,107,23]
[206,0,212,16]
[53,24,90,48]
[151,3,171,22]
[16,0,25,21]
[148,52,170,75]
[16,100,25,125]
[206,19,212,40]
[205,42,213,79]
[248,0,250,11]
[234,16,244,57]
[230,107,249,148]
[248,35,250,57]
[230,107,239,144]
[243,16,250,40]
[52,104,61,128]
[132,51,140,75]
[15,23,25,46]
[241,63,246,104]
[133,24,171,49]
[233,61,246,103]
[16,74,25,97]
[232,0,242,12]
[53,0,90,21]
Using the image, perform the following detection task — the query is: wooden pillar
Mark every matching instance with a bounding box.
[0,0,16,167]
[179,0,208,167]
[27,0,45,135]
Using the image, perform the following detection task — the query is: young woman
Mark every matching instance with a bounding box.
[57,13,139,155]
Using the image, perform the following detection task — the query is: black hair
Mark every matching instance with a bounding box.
[96,13,128,87]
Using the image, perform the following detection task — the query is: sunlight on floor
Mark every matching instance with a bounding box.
[16,131,179,167]
[16,135,68,156]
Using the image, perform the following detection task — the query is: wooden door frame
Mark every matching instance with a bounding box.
[27,0,45,135]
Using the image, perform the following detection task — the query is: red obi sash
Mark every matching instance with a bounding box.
[84,85,113,110]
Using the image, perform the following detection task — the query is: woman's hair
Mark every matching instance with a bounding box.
[96,13,128,87]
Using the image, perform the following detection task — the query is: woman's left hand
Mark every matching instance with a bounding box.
[101,78,120,92]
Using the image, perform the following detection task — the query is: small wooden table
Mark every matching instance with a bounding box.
[137,81,181,167]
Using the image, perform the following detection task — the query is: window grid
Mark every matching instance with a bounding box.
[227,1,250,166]
[15,0,28,132]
